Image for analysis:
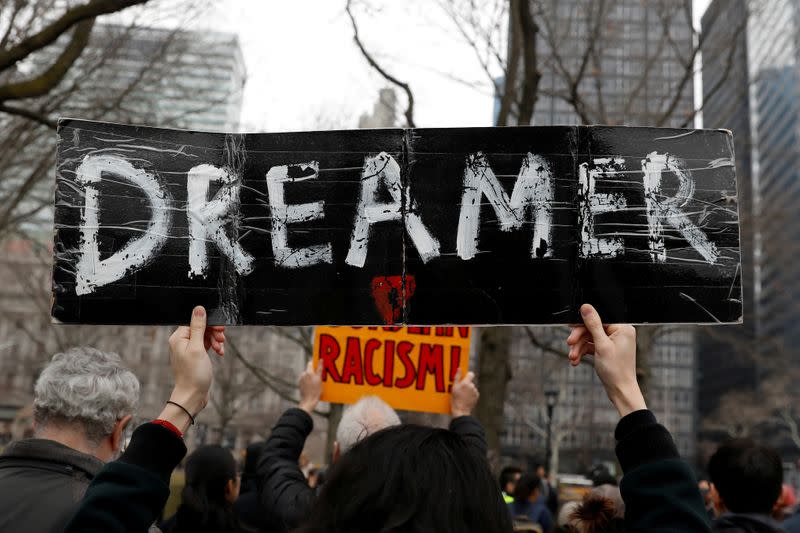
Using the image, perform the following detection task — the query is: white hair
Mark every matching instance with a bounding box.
[336,396,400,454]
[34,347,140,444]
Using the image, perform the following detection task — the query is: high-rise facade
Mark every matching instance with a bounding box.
[500,0,700,472]
[701,0,800,418]
[6,23,246,237]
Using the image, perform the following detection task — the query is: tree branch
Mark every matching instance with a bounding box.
[0,0,150,73]
[345,0,416,127]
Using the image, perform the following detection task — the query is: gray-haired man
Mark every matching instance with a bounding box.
[0,347,140,533]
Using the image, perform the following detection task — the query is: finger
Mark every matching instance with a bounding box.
[209,325,226,332]
[453,368,462,383]
[171,326,191,343]
[306,360,314,374]
[464,371,475,383]
[580,304,610,347]
[314,360,323,375]
[189,306,208,351]
[567,326,587,345]
[571,336,592,359]
[212,330,225,343]
[210,339,224,355]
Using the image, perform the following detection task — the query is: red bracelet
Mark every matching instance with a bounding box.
[152,419,183,438]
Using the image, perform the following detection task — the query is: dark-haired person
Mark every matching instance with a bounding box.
[258,364,484,533]
[567,489,626,533]
[235,442,275,532]
[295,423,512,533]
[509,473,554,532]
[567,304,711,532]
[707,438,786,532]
[500,465,523,504]
[63,306,225,533]
[160,445,245,533]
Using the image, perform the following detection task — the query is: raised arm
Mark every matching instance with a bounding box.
[64,306,224,533]
[257,361,321,532]
[567,304,710,533]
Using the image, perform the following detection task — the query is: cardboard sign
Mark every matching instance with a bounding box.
[312,326,471,414]
[52,119,742,325]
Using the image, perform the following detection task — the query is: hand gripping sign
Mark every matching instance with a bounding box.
[312,326,471,414]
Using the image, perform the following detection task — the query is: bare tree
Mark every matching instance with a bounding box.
[344,0,745,464]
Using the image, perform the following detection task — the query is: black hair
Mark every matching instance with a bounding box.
[589,464,618,487]
[296,424,512,533]
[173,445,246,533]
[708,438,783,514]
[512,473,542,504]
[500,465,523,491]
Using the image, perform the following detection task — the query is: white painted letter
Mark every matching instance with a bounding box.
[642,152,719,264]
[456,152,554,260]
[187,164,254,278]
[75,155,171,295]
[266,161,332,268]
[345,152,439,268]
[578,158,628,258]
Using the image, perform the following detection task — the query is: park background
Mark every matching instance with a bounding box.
[0,0,796,489]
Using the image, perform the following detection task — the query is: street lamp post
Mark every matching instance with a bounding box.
[544,386,560,477]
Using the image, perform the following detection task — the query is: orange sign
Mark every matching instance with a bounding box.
[312,326,471,414]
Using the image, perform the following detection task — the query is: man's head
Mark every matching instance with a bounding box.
[499,466,522,495]
[33,347,140,462]
[708,438,783,515]
[333,396,400,462]
[512,473,541,504]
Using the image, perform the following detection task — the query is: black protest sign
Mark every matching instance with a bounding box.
[52,119,741,325]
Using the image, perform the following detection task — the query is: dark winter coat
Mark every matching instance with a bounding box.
[256,407,488,533]
[616,409,712,532]
[63,422,187,533]
[713,513,788,533]
[0,438,104,533]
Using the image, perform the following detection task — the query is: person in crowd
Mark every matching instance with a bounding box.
[566,303,711,532]
[0,347,140,533]
[700,479,717,519]
[707,438,786,532]
[588,463,618,487]
[294,423,512,533]
[500,466,524,504]
[774,484,797,522]
[557,501,581,532]
[160,445,244,533]
[257,362,483,532]
[234,442,274,532]
[508,473,554,532]
[536,462,560,515]
[63,305,225,532]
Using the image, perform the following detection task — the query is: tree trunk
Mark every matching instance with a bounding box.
[474,326,512,471]
[325,404,344,463]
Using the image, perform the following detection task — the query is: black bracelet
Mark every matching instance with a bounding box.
[166,400,195,425]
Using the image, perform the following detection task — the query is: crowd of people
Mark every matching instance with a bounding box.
[0,303,797,532]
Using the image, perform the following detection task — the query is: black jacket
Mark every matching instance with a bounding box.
[0,438,103,533]
[615,409,712,532]
[63,423,187,533]
[257,407,487,533]
[713,513,788,533]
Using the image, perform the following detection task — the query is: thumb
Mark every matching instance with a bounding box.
[580,304,610,346]
[189,306,207,350]
[454,368,462,383]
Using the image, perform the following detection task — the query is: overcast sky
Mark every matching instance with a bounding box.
[207,0,712,133]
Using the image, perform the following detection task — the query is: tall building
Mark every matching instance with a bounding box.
[698,0,757,418]
[500,0,700,472]
[701,0,800,423]
[6,23,246,237]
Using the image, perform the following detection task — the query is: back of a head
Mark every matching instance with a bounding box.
[513,473,542,504]
[569,493,626,533]
[708,438,783,514]
[297,424,512,533]
[335,395,401,454]
[500,465,522,491]
[34,347,139,444]
[176,445,239,533]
